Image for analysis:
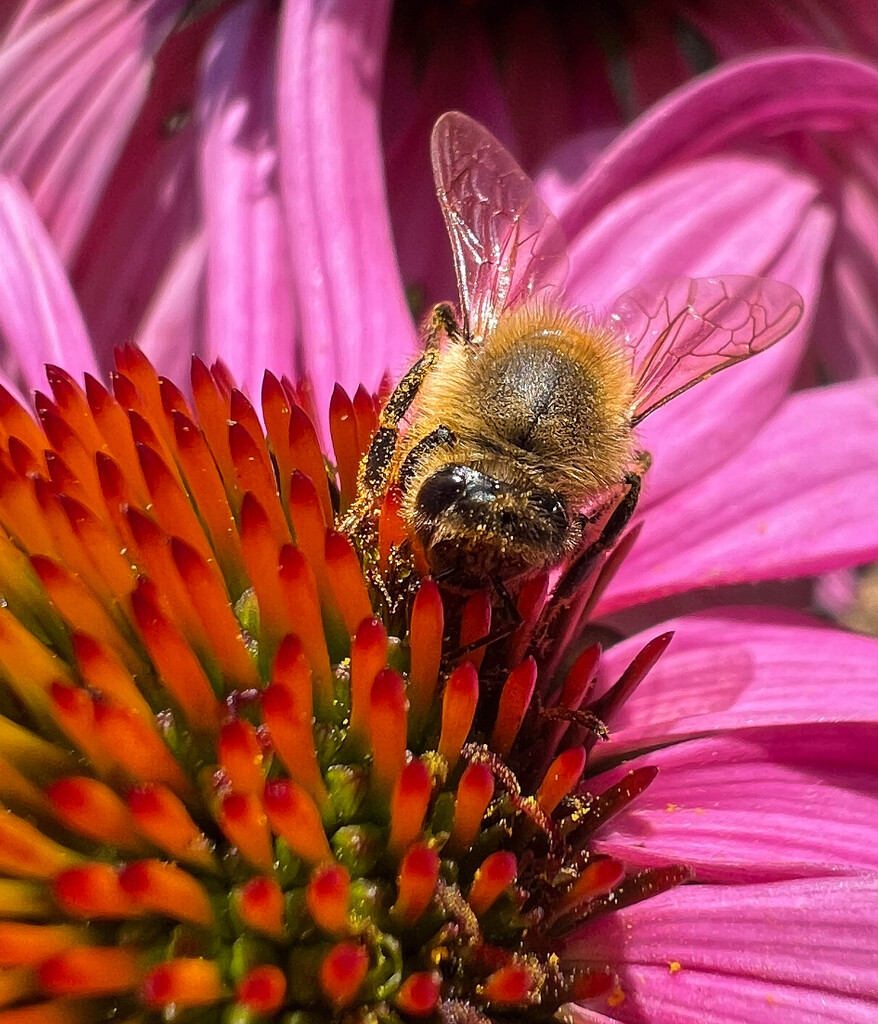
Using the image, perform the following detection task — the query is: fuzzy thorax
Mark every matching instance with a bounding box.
[403,303,636,497]
[395,303,637,580]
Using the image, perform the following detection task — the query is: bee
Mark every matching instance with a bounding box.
[354,112,804,590]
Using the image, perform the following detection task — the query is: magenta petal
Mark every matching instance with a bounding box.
[814,568,860,623]
[592,726,878,882]
[682,3,878,64]
[599,380,878,614]
[0,0,182,262]
[74,132,198,370]
[0,177,97,388]
[561,50,878,238]
[70,15,211,368]
[564,1009,623,1024]
[593,609,878,763]
[636,204,829,505]
[385,21,513,315]
[198,0,295,398]
[278,0,417,419]
[135,230,207,382]
[536,126,620,194]
[571,875,878,1024]
[813,130,878,379]
[564,155,825,308]
[560,154,830,502]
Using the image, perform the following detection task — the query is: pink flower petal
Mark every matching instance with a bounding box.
[550,871,878,1024]
[0,177,97,388]
[0,0,182,262]
[638,188,830,504]
[564,155,823,310]
[564,1008,623,1024]
[560,154,830,502]
[571,875,878,1024]
[135,229,207,382]
[594,608,878,763]
[683,3,878,62]
[74,132,198,368]
[71,13,210,367]
[501,6,580,171]
[536,126,621,192]
[197,0,295,398]
[278,0,417,422]
[592,726,878,882]
[812,129,878,379]
[384,20,513,317]
[559,50,878,238]
[1,1,51,39]
[814,568,860,622]
[599,380,878,614]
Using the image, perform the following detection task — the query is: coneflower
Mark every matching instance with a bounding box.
[0,6,876,1021]
[0,349,876,1024]
[0,349,683,1021]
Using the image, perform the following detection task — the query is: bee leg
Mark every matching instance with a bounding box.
[493,576,522,625]
[359,304,462,499]
[446,622,517,662]
[527,465,649,660]
[633,448,652,475]
[425,301,464,348]
[358,303,465,504]
[594,470,642,552]
[537,703,610,742]
[553,471,643,605]
[398,425,456,491]
[359,349,439,496]
[444,577,522,661]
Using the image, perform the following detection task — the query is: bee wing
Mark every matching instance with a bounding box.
[431,111,568,345]
[609,275,804,425]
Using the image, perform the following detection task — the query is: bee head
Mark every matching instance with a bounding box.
[412,463,571,586]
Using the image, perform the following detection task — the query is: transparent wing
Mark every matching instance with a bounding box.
[608,275,804,424]
[430,111,568,345]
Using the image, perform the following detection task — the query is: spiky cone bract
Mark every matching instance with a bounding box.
[0,351,680,1024]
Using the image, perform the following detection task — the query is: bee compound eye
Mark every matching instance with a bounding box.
[415,465,470,519]
[530,490,568,534]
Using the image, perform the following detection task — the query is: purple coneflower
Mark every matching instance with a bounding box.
[0,125,878,1024]
[0,335,874,1023]
[0,4,877,1024]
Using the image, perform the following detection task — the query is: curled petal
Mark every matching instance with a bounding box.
[812,130,878,379]
[563,153,830,503]
[0,177,97,388]
[0,0,183,261]
[594,608,878,762]
[557,50,878,237]
[71,9,206,367]
[600,379,878,613]
[135,230,207,382]
[565,154,822,311]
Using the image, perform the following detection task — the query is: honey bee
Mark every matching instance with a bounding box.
[355,112,804,590]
